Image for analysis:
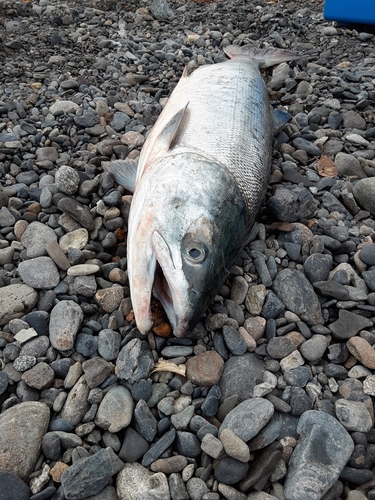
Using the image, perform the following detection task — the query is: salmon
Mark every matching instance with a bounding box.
[103,45,296,337]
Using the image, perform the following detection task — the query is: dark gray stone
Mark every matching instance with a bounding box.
[267,186,318,222]
[174,431,201,458]
[134,399,158,442]
[116,338,154,385]
[142,429,176,467]
[261,290,285,319]
[267,337,296,359]
[119,427,149,463]
[61,448,115,499]
[329,309,373,339]
[273,269,323,326]
[214,456,249,485]
[219,353,266,402]
[283,410,354,500]
[0,471,30,500]
[303,253,332,283]
[222,325,247,355]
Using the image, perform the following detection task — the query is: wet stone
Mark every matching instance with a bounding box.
[142,428,176,467]
[119,427,149,463]
[134,399,157,441]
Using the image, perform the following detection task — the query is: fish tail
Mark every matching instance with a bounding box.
[224,45,298,68]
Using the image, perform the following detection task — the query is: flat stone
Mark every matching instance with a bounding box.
[49,300,83,351]
[346,337,375,369]
[299,335,328,362]
[22,362,55,390]
[329,310,373,340]
[219,398,274,442]
[21,221,57,257]
[220,428,250,462]
[214,456,249,485]
[18,256,60,289]
[283,410,354,500]
[335,399,372,432]
[273,269,323,326]
[185,350,224,386]
[117,462,170,500]
[142,429,176,467]
[134,399,157,441]
[61,376,90,427]
[0,471,30,500]
[95,286,124,313]
[57,197,95,231]
[61,448,118,499]
[150,455,188,474]
[0,402,50,481]
[116,338,154,385]
[59,228,89,253]
[0,284,38,326]
[95,385,134,433]
[219,353,266,402]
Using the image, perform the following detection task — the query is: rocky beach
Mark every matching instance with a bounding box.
[1,0,375,499]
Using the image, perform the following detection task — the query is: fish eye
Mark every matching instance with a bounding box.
[184,242,207,263]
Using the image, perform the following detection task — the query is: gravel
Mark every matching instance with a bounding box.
[1,0,375,499]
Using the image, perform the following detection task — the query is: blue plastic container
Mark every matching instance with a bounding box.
[324,0,375,25]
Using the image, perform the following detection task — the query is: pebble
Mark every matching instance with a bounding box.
[185,350,224,386]
[0,402,50,481]
[219,398,274,442]
[335,400,373,432]
[0,3,375,499]
[284,410,354,500]
[117,462,170,500]
[273,269,323,326]
[49,300,83,351]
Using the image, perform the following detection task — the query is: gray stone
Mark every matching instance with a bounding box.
[273,269,323,326]
[335,152,367,179]
[0,402,50,481]
[18,256,60,289]
[116,338,154,385]
[300,335,328,362]
[219,398,274,442]
[61,376,90,427]
[335,400,372,432]
[95,386,134,433]
[0,207,16,227]
[21,221,57,257]
[0,284,38,326]
[49,300,83,351]
[267,186,318,222]
[303,253,332,283]
[117,462,170,500]
[283,410,354,500]
[61,448,117,499]
[151,0,174,21]
[55,165,80,195]
[328,309,373,340]
[98,329,121,361]
[219,353,266,402]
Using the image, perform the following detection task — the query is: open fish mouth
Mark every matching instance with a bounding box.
[139,230,189,337]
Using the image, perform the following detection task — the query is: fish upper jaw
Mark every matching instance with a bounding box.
[151,230,191,337]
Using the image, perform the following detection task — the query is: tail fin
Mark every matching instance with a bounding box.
[224,45,298,68]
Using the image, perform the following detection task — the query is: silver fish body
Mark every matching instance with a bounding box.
[105,45,296,337]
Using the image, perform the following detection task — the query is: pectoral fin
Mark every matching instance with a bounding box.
[102,159,138,193]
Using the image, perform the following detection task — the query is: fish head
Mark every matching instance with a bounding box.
[128,152,247,337]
